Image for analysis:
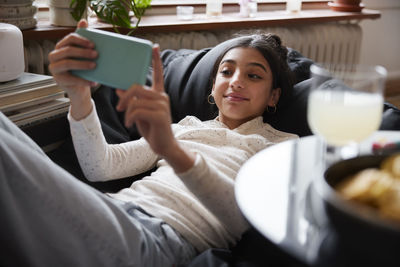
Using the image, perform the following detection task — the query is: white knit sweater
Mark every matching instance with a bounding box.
[68,101,298,252]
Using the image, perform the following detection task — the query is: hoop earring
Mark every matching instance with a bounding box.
[267,105,277,114]
[208,94,216,105]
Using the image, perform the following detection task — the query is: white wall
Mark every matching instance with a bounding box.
[359,0,400,81]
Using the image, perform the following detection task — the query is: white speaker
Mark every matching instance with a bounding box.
[0,23,25,82]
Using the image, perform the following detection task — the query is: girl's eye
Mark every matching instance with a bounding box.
[248,74,262,79]
[220,69,232,76]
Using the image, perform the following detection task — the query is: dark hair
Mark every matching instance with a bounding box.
[210,33,294,116]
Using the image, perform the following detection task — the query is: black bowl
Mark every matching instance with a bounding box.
[315,155,400,266]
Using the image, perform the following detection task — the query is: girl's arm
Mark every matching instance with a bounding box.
[68,100,159,181]
[48,19,159,181]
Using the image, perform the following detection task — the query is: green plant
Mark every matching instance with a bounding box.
[70,0,152,34]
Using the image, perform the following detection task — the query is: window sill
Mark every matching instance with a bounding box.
[23,8,380,40]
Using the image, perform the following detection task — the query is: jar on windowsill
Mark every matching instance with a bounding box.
[328,0,364,12]
[49,0,87,26]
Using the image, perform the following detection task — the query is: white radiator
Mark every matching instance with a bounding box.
[24,22,362,75]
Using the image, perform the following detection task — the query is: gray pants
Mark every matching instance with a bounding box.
[0,112,197,267]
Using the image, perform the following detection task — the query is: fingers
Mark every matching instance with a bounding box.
[49,54,96,75]
[115,89,126,99]
[151,44,165,93]
[124,109,163,129]
[116,85,142,111]
[77,19,88,28]
[48,27,97,88]
[119,88,170,128]
[49,47,97,66]
[126,97,168,114]
[55,31,94,50]
[48,53,96,86]
[49,31,96,75]
[124,99,168,126]
[116,85,168,112]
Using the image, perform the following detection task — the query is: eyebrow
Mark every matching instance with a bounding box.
[220,59,268,73]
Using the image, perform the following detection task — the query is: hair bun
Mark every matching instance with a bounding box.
[267,34,282,47]
[260,33,287,63]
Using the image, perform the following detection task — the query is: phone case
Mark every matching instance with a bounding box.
[71,28,153,90]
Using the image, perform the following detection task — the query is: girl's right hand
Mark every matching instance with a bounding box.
[48,19,97,120]
[116,45,196,173]
[48,19,97,100]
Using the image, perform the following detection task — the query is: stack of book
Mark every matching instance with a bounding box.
[0,72,70,128]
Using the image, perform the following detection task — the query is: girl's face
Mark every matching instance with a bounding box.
[212,47,281,129]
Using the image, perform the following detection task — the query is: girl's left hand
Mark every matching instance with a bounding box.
[115,45,175,158]
[117,45,196,173]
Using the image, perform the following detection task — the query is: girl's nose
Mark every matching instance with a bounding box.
[230,72,244,90]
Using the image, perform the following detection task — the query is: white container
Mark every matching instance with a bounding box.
[0,23,24,82]
[206,0,222,17]
[49,0,87,27]
[286,0,302,13]
[248,1,257,17]
[176,6,194,21]
[239,0,257,18]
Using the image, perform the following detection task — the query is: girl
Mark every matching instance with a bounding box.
[0,20,297,266]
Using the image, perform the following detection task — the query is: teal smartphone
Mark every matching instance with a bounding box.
[71,28,153,90]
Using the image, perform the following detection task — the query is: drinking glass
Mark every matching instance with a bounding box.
[206,0,222,17]
[307,63,387,166]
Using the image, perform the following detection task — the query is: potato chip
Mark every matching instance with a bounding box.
[368,171,394,204]
[381,153,400,178]
[378,182,400,222]
[336,154,400,223]
[336,169,391,204]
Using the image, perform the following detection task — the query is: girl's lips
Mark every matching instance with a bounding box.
[224,93,249,101]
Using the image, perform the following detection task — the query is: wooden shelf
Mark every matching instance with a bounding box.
[23,8,380,40]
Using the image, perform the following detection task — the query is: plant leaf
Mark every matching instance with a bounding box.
[85,0,152,34]
[91,0,132,28]
[70,0,88,21]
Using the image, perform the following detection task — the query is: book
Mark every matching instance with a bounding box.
[7,97,70,122]
[0,82,64,107]
[0,72,55,94]
[0,72,70,151]
[0,91,65,113]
